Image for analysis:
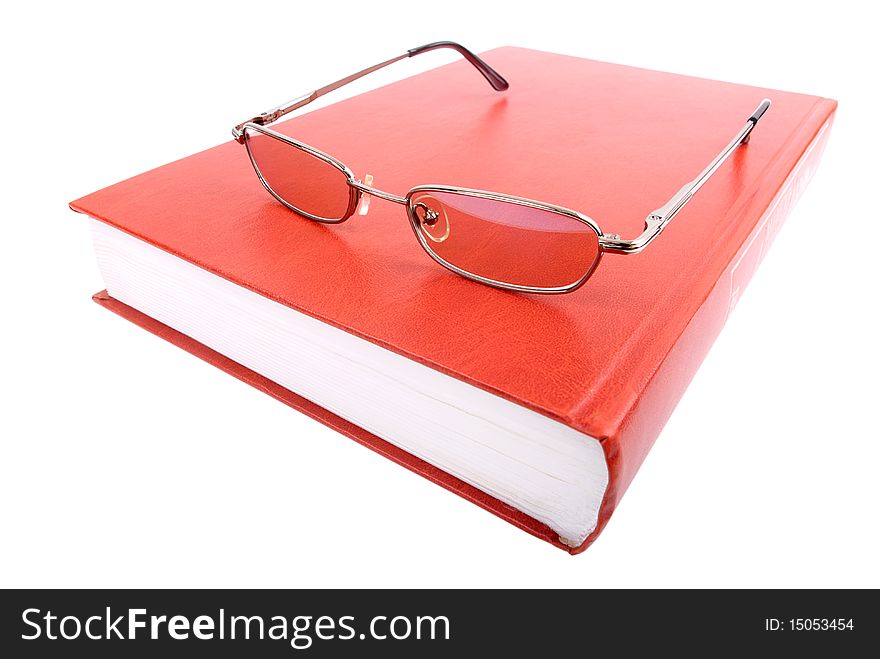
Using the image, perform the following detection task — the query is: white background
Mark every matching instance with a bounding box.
[1,0,877,588]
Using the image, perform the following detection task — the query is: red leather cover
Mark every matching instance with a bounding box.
[71,47,836,552]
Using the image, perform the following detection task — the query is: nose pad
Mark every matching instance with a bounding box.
[412,197,450,243]
[357,174,374,216]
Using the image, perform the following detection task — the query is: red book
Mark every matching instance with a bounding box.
[70,46,835,552]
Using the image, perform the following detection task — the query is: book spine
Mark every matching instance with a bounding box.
[579,106,836,554]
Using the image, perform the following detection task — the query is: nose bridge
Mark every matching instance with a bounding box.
[350,180,408,206]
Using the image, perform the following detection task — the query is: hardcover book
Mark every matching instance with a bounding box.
[71,46,836,552]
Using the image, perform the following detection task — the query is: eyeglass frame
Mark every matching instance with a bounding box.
[232,41,771,294]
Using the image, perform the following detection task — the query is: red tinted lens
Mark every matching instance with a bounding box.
[245,128,354,221]
[408,190,600,290]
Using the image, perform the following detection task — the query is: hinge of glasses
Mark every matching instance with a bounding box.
[245,110,280,129]
[232,110,281,143]
[256,109,280,125]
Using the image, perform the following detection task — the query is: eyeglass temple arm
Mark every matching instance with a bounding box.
[232,41,508,142]
[599,99,771,254]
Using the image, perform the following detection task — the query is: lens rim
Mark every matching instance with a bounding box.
[405,185,603,294]
[243,124,360,224]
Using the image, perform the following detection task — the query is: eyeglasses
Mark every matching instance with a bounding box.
[233,41,771,294]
